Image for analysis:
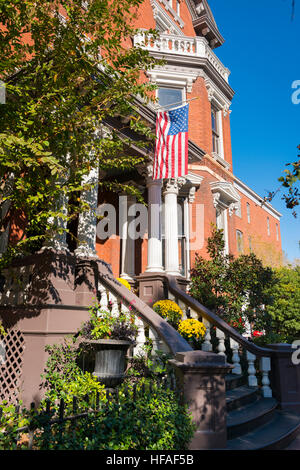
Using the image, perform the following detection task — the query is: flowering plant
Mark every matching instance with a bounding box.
[252,330,264,338]
[153,300,183,328]
[80,306,137,342]
[229,317,245,335]
[178,319,206,348]
[0,321,7,338]
[116,278,131,291]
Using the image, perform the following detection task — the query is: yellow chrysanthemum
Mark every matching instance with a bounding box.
[117,278,131,290]
[153,300,183,318]
[178,319,206,341]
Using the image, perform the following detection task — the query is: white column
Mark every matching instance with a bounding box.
[146,179,163,273]
[75,165,99,258]
[42,158,69,252]
[44,190,69,252]
[120,195,135,281]
[163,178,184,276]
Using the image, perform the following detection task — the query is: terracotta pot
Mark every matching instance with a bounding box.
[81,339,132,387]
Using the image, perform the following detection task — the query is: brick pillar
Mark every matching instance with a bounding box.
[268,344,300,412]
[170,350,232,450]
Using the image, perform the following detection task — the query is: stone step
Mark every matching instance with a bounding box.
[226,410,300,450]
[226,385,259,412]
[225,374,246,391]
[227,397,278,439]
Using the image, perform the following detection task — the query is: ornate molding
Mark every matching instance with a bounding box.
[210,181,241,212]
[163,177,186,195]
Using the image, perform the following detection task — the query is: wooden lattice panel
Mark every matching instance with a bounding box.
[0,330,25,403]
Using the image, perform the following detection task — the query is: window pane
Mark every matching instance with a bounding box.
[236,230,244,254]
[158,88,183,108]
[211,109,217,132]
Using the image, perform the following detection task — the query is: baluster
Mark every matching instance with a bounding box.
[134,317,147,356]
[98,282,108,313]
[189,308,198,320]
[149,326,161,355]
[230,338,242,375]
[120,301,130,318]
[171,38,175,52]
[216,328,227,359]
[149,326,169,355]
[260,357,272,397]
[246,351,258,387]
[178,299,187,320]
[202,318,213,352]
[108,292,119,317]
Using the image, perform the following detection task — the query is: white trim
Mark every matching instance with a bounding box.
[156,0,185,28]
[148,65,198,93]
[151,0,184,33]
[234,178,282,220]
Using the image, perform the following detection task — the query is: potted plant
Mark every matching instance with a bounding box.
[152,299,183,329]
[78,306,137,388]
[178,318,206,350]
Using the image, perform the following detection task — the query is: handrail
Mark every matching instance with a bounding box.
[166,275,291,358]
[93,260,192,356]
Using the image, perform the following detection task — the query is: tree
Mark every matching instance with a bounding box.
[0,0,160,266]
[278,145,300,215]
[189,226,276,335]
[264,266,300,343]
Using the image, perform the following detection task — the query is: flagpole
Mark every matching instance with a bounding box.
[155,96,198,111]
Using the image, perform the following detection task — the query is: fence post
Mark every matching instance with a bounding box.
[169,350,232,450]
[268,344,300,412]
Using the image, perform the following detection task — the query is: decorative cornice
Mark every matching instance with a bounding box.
[233,177,282,220]
[210,181,241,213]
[133,32,234,101]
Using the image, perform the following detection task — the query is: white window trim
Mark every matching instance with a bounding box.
[148,66,198,95]
[155,0,184,28]
[151,0,184,33]
[156,85,186,108]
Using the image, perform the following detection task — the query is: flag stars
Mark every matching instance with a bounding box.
[168,104,189,136]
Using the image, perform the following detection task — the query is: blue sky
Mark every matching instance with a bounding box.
[208,0,300,262]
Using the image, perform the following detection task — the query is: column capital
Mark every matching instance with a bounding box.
[163,177,186,195]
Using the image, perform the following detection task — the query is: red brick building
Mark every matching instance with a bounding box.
[91,0,283,288]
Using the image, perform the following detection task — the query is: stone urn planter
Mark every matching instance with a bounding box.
[81,339,133,388]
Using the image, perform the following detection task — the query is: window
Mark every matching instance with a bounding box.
[276,223,279,241]
[236,230,244,254]
[247,203,251,223]
[211,106,220,154]
[248,236,252,253]
[158,87,183,108]
[235,200,242,218]
[267,217,270,236]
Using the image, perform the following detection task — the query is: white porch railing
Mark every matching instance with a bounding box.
[133,31,230,83]
[97,279,171,357]
[166,277,273,398]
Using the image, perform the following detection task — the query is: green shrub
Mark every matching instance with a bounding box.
[0,379,195,450]
[189,226,276,335]
[40,337,104,404]
[263,266,300,343]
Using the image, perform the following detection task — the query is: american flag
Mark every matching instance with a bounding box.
[153,103,189,180]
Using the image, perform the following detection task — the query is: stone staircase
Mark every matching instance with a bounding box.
[225,374,300,450]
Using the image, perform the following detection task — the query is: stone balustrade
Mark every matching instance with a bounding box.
[133,31,230,83]
[166,276,277,399]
